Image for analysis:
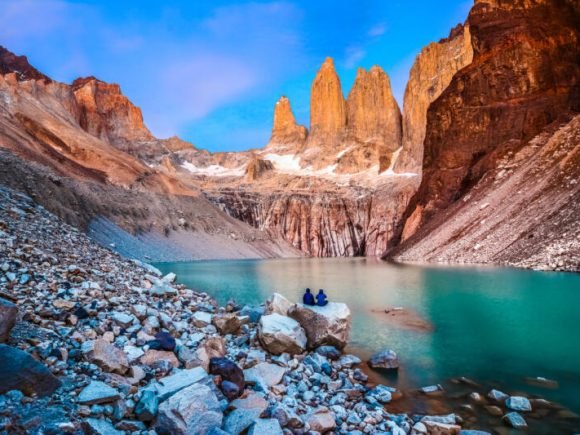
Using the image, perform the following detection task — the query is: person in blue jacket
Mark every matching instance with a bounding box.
[303,288,315,306]
[316,289,328,306]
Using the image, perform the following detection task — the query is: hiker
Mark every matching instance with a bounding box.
[303,288,315,306]
[316,289,328,306]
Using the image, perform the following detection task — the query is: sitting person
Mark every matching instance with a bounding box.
[316,289,328,306]
[302,288,315,306]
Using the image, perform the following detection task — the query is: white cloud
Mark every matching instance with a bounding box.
[368,23,387,37]
[343,46,366,69]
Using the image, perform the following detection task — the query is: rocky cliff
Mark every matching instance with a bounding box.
[0,45,50,82]
[394,24,473,174]
[398,0,579,242]
[72,76,154,146]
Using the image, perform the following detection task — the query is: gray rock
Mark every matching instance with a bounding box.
[487,389,509,402]
[0,299,17,343]
[421,414,457,425]
[192,311,213,327]
[135,390,158,422]
[244,362,286,390]
[248,418,283,435]
[84,418,123,435]
[78,381,120,405]
[264,293,293,316]
[223,408,262,434]
[110,312,134,328]
[155,384,223,434]
[503,412,527,429]
[506,396,532,412]
[338,354,361,368]
[368,349,399,370]
[148,367,208,401]
[258,313,307,355]
[0,344,61,396]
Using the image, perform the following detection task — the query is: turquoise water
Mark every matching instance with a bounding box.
[155,257,580,414]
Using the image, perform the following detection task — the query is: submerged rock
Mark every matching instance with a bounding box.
[368,349,399,370]
[503,412,527,429]
[506,396,532,412]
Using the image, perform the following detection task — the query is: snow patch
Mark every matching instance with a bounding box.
[181,161,244,177]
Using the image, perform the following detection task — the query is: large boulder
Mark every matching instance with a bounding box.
[155,384,223,434]
[0,299,18,342]
[258,313,307,355]
[212,314,242,335]
[0,344,61,396]
[287,302,351,349]
[264,293,293,316]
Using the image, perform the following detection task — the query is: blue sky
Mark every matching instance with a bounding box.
[0,0,471,152]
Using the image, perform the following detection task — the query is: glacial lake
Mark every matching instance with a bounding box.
[155,257,580,417]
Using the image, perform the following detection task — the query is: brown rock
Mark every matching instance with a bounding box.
[395,24,473,174]
[212,313,242,335]
[84,338,129,374]
[246,157,274,181]
[0,45,51,82]
[0,299,18,343]
[140,349,179,368]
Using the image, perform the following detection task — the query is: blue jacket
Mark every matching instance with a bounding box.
[303,292,315,306]
[316,293,328,306]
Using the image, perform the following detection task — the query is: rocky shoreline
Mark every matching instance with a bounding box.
[1,185,578,434]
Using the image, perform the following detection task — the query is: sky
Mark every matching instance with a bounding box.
[0,0,472,152]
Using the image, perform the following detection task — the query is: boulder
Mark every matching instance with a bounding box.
[195,337,227,371]
[0,344,61,396]
[258,313,306,355]
[368,349,399,370]
[487,389,509,402]
[83,339,129,374]
[287,302,351,349]
[78,381,120,405]
[212,314,242,335]
[192,311,213,327]
[84,418,124,435]
[209,357,245,400]
[306,407,336,432]
[249,418,283,435]
[264,293,293,316]
[155,384,223,434]
[0,299,17,342]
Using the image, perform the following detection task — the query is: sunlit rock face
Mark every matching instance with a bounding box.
[306,57,347,151]
[345,66,402,173]
[267,96,307,154]
[72,77,154,145]
[397,0,580,241]
[394,24,473,174]
[0,45,51,82]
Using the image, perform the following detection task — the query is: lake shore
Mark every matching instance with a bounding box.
[1,186,579,434]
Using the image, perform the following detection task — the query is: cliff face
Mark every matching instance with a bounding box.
[206,179,417,257]
[0,45,51,82]
[396,0,579,244]
[394,25,473,174]
[72,77,153,146]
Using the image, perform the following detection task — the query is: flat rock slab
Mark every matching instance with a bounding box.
[288,301,351,350]
[244,362,286,390]
[224,408,263,435]
[0,344,61,396]
[78,381,120,405]
[147,367,208,401]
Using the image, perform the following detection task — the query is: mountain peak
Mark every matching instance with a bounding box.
[0,46,51,82]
